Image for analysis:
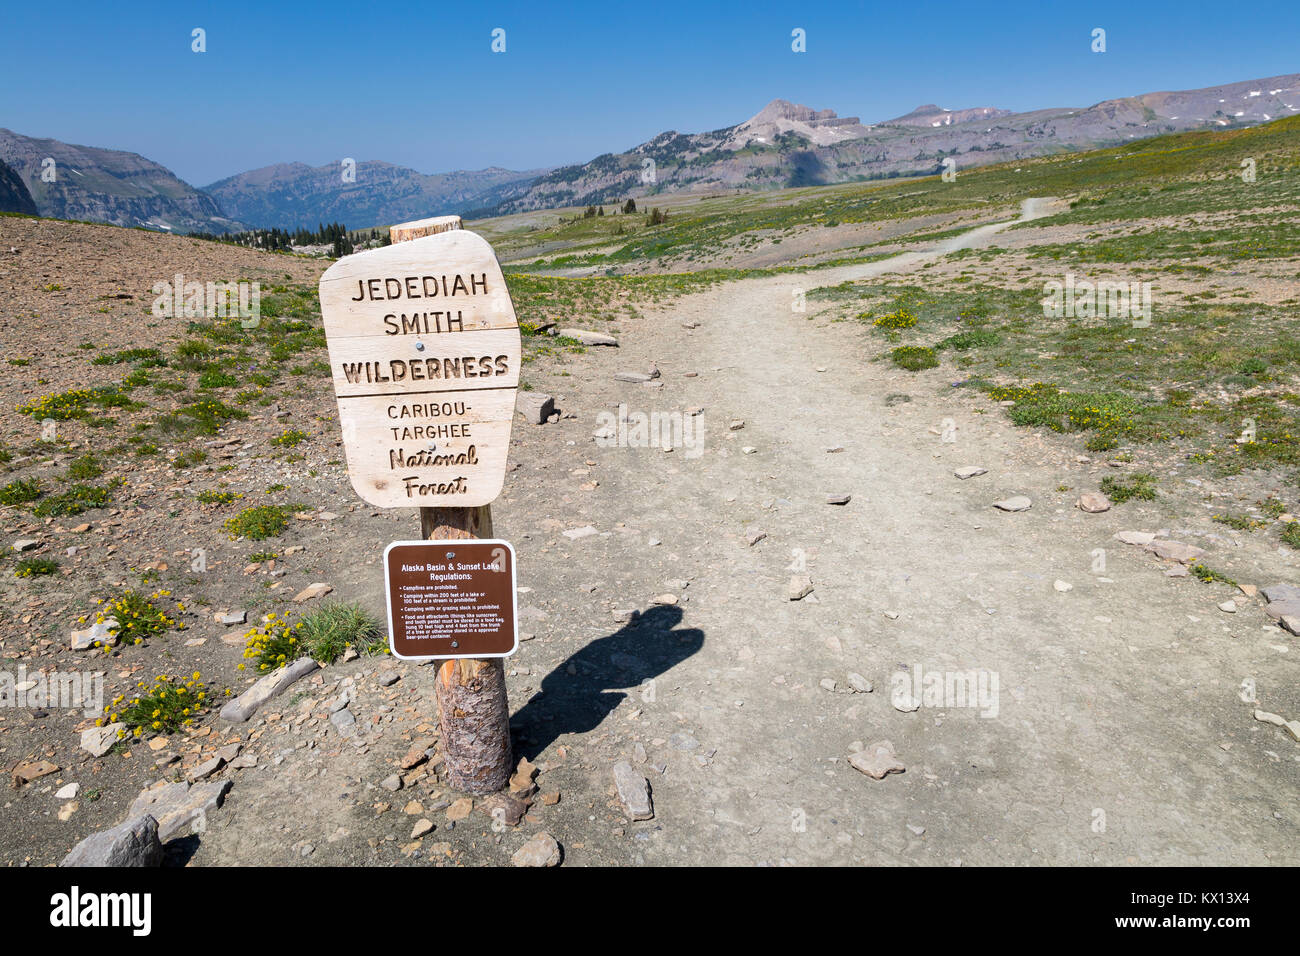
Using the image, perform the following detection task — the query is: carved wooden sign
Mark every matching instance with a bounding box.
[318,229,521,508]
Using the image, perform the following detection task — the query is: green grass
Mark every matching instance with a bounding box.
[1100,472,1159,503]
[223,503,304,540]
[890,346,939,371]
[298,602,386,664]
[0,478,42,506]
[15,557,58,578]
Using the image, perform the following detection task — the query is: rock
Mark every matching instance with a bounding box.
[1217,600,1238,613]
[381,774,403,791]
[848,741,906,780]
[1279,616,1300,637]
[826,494,852,506]
[13,539,39,552]
[1054,580,1073,592]
[478,792,530,827]
[847,673,873,693]
[216,610,247,626]
[60,815,163,867]
[788,575,814,601]
[56,783,80,800]
[329,707,357,736]
[411,819,435,839]
[992,496,1032,512]
[81,723,124,757]
[614,371,652,383]
[1267,599,1300,625]
[1165,565,1189,578]
[746,531,767,547]
[1145,540,1207,564]
[651,593,678,606]
[1115,530,1155,546]
[71,618,119,651]
[1239,584,1259,598]
[293,582,333,603]
[1254,709,1287,727]
[219,657,320,722]
[129,780,231,842]
[819,678,837,691]
[377,671,400,687]
[1076,492,1111,513]
[230,754,257,769]
[512,831,561,867]
[10,759,59,788]
[559,328,618,346]
[954,466,987,479]
[612,762,653,821]
[668,732,699,752]
[516,392,556,425]
[729,420,745,431]
[562,525,598,540]
[1261,584,1300,603]
[187,756,225,782]
[446,798,474,820]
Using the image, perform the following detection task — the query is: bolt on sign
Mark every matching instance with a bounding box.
[384,540,518,659]
[318,229,521,508]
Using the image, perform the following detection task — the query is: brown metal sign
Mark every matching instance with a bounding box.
[383,539,518,660]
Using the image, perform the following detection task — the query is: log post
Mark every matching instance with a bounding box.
[392,216,514,795]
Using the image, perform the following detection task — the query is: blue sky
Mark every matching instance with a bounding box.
[2,0,1296,186]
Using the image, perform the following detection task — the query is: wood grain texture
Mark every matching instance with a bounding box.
[318,228,521,508]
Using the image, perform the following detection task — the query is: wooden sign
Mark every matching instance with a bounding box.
[383,539,518,660]
[318,229,521,508]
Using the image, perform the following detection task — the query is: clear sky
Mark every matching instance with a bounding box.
[2,0,1296,186]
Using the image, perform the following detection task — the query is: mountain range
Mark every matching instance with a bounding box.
[1,71,1296,233]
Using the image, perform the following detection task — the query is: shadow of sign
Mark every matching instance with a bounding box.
[510,605,704,761]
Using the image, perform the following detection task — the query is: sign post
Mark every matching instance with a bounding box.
[319,214,519,794]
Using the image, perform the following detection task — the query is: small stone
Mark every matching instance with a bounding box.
[13,539,39,552]
[381,774,403,792]
[614,371,651,383]
[512,831,561,867]
[60,815,163,867]
[746,530,767,547]
[516,392,556,424]
[411,819,435,839]
[562,525,599,540]
[330,707,357,736]
[1054,579,1073,592]
[216,610,247,626]
[81,724,123,758]
[11,759,59,787]
[729,420,745,431]
[847,673,873,693]
[56,783,80,800]
[788,575,814,601]
[819,678,837,692]
[954,466,987,479]
[560,328,618,346]
[848,740,906,780]
[652,593,678,605]
[187,757,224,782]
[1217,600,1237,613]
[71,618,119,651]
[293,582,333,603]
[613,761,653,821]
[446,798,474,820]
[993,496,1032,512]
[1115,530,1155,546]
[1077,492,1111,513]
[826,494,851,506]
[1145,540,1207,564]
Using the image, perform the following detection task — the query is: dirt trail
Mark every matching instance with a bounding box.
[197,202,1298,866]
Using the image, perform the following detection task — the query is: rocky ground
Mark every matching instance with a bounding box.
[1,207,1296,867]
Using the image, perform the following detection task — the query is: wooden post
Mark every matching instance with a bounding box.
[391,215,514,795]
